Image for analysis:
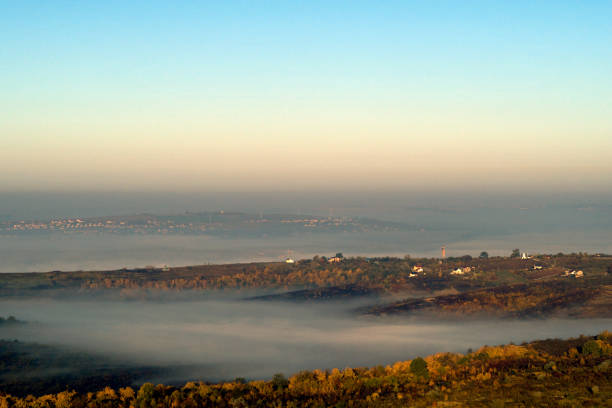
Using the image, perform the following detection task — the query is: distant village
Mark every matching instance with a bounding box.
[0,213,399,236]
[285,248,592,280]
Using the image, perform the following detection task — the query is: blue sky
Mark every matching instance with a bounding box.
[1,1,611,191]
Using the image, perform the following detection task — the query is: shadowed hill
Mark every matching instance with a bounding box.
[363,276,612,319]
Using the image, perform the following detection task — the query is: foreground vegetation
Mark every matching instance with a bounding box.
[1,332,610,407]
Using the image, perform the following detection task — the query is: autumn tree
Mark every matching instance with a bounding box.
[136,383,155,408]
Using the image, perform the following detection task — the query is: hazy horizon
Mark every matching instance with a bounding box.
[2,190,612,219]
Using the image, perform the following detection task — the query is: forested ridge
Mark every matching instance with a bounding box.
[1,253,610,295]
[2,254,610,318]
[1,332,610,407]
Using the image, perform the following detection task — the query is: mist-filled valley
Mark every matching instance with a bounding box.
[2,295,611,387]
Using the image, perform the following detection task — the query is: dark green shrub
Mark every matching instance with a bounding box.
[410,357,429,378]
[581,340,601,357]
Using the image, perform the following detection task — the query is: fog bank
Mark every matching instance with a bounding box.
[2,297,610,382]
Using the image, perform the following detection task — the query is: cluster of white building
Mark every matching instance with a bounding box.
[562,270,584,278]
[450,266,473,276]
[408,264,476,278]
[409,265,424,277]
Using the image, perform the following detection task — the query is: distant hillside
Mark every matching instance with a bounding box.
[0,316,24,327]
[1,254,611,304]
[363,277,612,319]
[248,283,385,302]
[0,212,411,237]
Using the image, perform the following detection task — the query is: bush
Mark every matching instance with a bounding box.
[597,331,611,341]
[410,357,429,378]
[136,383,155,408]
[272,373,288,390]
[581,340,601,357]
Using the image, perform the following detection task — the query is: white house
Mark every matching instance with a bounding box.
[562,270,584,278]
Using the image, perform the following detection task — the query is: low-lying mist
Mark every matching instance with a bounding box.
[2,295,610,383]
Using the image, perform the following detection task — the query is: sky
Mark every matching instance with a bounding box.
[1,1,611,192]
